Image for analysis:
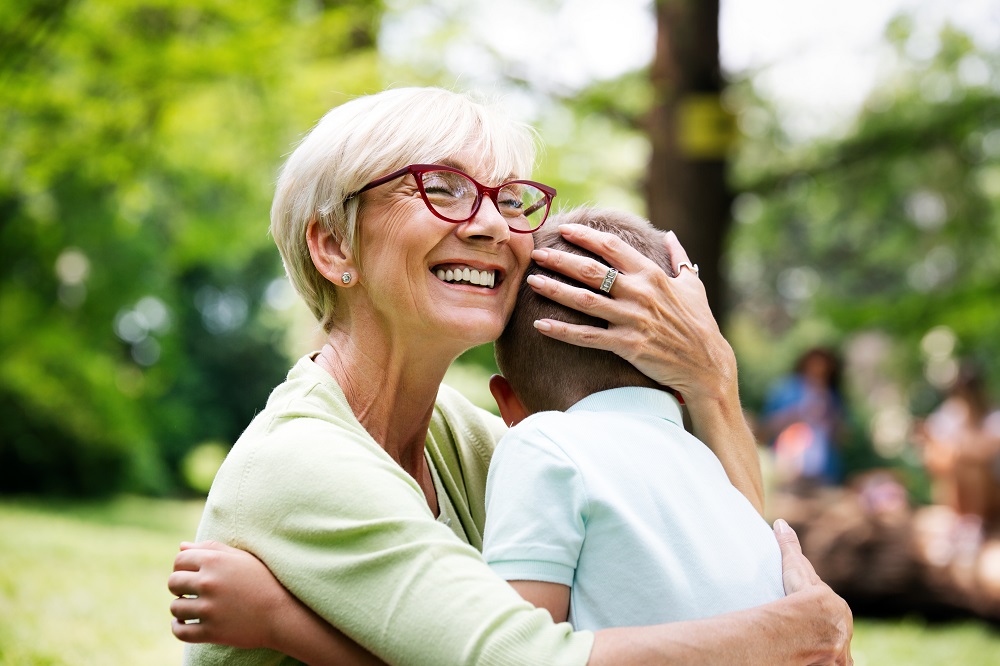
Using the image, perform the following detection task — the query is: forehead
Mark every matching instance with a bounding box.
[431,146,520,185]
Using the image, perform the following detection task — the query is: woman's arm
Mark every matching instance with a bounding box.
[170,522,851,665]
[525,224,764,512]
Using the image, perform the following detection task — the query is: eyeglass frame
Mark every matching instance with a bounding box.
[345,164,557,233]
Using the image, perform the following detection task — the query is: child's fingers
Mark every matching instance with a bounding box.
[167,570,202,598]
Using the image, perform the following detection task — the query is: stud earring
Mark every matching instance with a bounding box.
[341,272,352,285]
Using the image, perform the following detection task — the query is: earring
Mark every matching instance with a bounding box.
[341,272,352,285]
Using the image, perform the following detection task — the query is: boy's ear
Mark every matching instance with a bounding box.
[490,375,530,427]
[306,217,357,285]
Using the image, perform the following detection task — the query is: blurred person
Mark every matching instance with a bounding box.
[484,207,785,630]
[167,87,853,665]
[762,347,848,489]
[918,361,1000,536]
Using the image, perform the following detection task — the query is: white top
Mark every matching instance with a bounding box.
[482,387,785,630]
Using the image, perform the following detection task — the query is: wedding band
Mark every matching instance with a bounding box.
[677,261,700,277]
[599,268,618,294]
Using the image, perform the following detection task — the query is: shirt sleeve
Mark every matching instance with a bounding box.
[192,415,593,666]
[482,420,588,587]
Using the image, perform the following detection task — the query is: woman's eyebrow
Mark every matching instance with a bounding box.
[436,158,518,183]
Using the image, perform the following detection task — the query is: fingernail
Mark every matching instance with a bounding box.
[558,223,576,235]
[526,275,545,288]
[531,249,549,262]
[773,519,791,535]
[533,320,552,332]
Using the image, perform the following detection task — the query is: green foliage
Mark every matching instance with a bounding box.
[725,19,1000,480]
[0,0,383,496]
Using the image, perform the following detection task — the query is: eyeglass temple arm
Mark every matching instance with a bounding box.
[523,198,548,217]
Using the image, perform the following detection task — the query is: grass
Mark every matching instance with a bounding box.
[1,496,999,665]
[0,496,202,666]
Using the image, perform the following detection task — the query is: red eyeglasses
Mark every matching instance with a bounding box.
[347,164,556,233]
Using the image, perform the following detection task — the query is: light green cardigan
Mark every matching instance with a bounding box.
[186,355,593,666]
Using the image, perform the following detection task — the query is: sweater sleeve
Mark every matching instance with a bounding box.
[191,409,592,666]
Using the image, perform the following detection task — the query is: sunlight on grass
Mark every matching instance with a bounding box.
[1,495,999,664]
[0,496,203,666]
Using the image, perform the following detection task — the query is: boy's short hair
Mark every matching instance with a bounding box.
[496,207,674,414]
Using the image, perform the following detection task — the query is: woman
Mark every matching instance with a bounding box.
[169,87,852,665]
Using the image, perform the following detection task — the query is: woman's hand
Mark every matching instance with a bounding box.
[530,223,765,512]
[169,541,291,650]
[774,519,854,665]
[526,223,734,406]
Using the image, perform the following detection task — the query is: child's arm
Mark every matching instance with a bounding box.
[170,541,386,666]
[509,580,571,624]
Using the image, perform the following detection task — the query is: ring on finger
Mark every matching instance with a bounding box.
[599,267,619,294]
[677,261,700,277]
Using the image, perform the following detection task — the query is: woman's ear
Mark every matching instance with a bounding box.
[306,217,357,286]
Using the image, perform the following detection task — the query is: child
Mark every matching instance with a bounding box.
[483,207,785,630]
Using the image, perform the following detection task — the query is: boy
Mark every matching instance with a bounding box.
[483,207,784,630]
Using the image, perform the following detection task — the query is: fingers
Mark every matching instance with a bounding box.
[168,570,203,597]
[556,223,659,275]
[774,519,819,595]
[532,318,625,353]
[662,230,690,275]
[531,247,623,294]
[172,617,210,643]
[170,595,205,623]
[526,273,622,322]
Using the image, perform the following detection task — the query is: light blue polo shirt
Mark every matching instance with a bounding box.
[482,387,784,630]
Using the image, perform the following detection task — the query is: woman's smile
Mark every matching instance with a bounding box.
[432,263,503,289]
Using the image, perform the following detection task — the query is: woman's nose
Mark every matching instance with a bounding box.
[456,197,510,244]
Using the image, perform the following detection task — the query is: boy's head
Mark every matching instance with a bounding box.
[492,207,674,421]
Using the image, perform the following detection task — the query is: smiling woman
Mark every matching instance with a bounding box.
[169,87,853,666]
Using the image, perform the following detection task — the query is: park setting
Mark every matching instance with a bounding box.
[2,0,1000,663]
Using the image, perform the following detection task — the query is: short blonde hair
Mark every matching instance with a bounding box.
[270,87,539,331]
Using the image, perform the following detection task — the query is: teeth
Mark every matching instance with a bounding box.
[434,266,497,288]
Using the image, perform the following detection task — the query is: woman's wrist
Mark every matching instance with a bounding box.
[683,377,766,515]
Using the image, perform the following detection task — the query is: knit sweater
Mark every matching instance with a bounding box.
[185,355,593,666]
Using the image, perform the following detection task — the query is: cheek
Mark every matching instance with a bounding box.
[509,234,535,277]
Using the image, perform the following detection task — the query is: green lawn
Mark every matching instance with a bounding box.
[1,496,998,665]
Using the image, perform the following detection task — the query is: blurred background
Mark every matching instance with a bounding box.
[2,0,999,663]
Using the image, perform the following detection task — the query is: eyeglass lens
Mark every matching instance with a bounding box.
[420,170,548,231]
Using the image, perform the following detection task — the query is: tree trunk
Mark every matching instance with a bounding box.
[647,0,732,318]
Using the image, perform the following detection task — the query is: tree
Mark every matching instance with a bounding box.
[0,0,383,495]
[647,0,732,316]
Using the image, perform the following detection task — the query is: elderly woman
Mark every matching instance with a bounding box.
[169,87,852,665]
